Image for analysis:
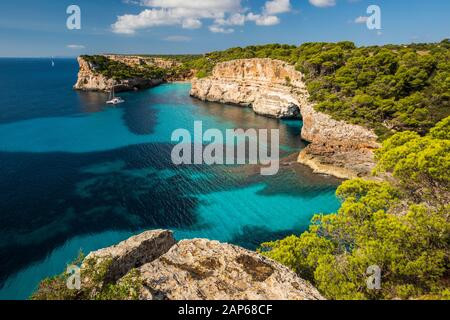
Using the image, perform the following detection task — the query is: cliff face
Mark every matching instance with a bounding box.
[296,94,380,179]
[74,55,193,92]
[191,59,301,119]
[74,56,164,92]
[104,55,179,68]
[190,58,380,179]
[74,56,114,91]
[82,230,324,300]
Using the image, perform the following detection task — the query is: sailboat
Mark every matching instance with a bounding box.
[106,84,125,105]
[51,56,55,67]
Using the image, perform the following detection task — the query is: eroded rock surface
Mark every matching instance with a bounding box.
[191,59,302,119]
[73,56,164,92]
[295,91,380,179]
[190,58,380,178]
[83,230,324,300]
[74,55,192,92]
[84,230,176,284]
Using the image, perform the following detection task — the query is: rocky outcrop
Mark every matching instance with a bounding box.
[74,56,164,92]
[74,55,193,92]
[74,56,113,91]
[104,55,182,70]
[295,91,380,179]
[83,230,176,284]
[190,58,380,178]
[83,230,324,300]
[191,59,301,119]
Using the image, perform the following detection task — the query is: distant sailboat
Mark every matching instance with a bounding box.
[51,56,55,67]
[106,84,125,105]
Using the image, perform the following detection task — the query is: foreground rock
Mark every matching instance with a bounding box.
[83,230,176,284]
[191,58,380,179]
[83,230,324,300]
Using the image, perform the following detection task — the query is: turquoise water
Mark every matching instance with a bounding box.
[0,59,341,299]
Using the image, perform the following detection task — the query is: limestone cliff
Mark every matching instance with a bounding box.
[190,58,380,179]
[73,56,163,92]
[105,55,182,70]
[74,55,192,92]
[74,56,114,91]
[296,93,380,179]
[82,230,324,300]
[191,59,301,119]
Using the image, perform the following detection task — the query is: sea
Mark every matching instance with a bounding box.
[0,58,341,299]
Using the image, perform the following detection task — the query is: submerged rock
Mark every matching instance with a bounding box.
[83,230,324,300]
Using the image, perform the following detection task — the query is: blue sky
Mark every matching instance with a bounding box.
[0,0,449,57]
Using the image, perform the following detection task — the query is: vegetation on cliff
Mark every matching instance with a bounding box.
[80,55,193,82]
[62,42,449,300]
[81,55,166,81]
[260,116,450,300]
[82,41,450,139]
[31,253,142,300]
[183,40,450,139]
[299,41,450,139]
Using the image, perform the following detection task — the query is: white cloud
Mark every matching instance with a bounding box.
[309,0,336,8]
[140,0,241,12]
[113,0,241,34]
[67,44,85,49]
[164,35,192,42]
[113,0,291,34]
[182,18,202,29]
[354,16,368,24]
[246,13,280,26]
[214,13,246,26]
[264,0,291,15]
[112,8,210,34]
[209,25,235,34]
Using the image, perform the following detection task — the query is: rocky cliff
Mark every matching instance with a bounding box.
[191,59,301,119]
[73,56,163,92]
[74,55,192,92]
[80,230,324,300]
[105,55,182,70]
[190,58,380,179]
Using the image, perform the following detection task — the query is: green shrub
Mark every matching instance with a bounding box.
[179,41,449,137]
[261,181,449,300]
[31,253,143,301]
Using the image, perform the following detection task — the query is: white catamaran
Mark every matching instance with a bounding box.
[106,84,125,105]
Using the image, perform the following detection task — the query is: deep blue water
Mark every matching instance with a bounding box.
[0,58,341,299]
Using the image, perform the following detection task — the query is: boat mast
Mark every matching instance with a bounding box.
[109,82,115,100]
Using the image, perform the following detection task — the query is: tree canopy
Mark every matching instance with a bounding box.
[261,117,450,300]
[180,40,450,139]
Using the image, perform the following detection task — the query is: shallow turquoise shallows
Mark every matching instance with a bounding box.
[0,59,341,299]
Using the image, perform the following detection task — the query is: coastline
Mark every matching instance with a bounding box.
[0,76,341,299]
[189,58,379,180]
[73,55,380,180]
[297,149,359,180]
